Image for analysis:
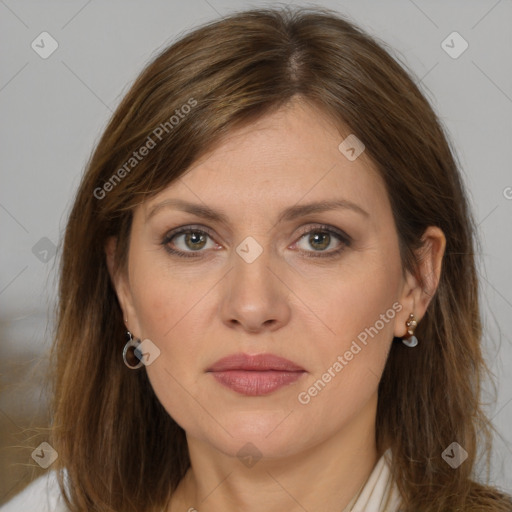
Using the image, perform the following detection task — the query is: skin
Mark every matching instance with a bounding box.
[106,97,446,512]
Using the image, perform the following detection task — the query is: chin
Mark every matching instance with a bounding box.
[188,411,319,461]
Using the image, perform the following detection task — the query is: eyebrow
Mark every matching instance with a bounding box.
[146,198,369,224]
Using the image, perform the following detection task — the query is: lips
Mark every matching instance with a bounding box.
[206,353,306,396]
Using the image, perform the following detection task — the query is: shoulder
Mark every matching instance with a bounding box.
[0,470,69,512]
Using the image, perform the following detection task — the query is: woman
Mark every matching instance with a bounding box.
[2,6,511,512]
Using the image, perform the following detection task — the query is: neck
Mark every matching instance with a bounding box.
[168,392,380,512]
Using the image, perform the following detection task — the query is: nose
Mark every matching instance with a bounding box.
[219,245,292,334]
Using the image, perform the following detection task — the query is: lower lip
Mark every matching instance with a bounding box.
[210,370,305,396]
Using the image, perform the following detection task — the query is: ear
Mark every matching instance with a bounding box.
[105,236,140,335]
[393,226,446,338]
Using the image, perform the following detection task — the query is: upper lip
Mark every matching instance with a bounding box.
[207,353,305,372]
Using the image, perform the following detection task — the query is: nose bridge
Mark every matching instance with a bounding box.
[219,232,291,331]
[231,233,274,294]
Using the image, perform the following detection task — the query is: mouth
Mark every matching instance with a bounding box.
[206,353,306,396]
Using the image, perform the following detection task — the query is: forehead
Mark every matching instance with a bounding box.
[142,99,391,226]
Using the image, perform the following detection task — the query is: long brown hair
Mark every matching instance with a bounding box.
[50,6,511,511]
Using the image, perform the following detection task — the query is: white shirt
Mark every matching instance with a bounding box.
[343,449,403,511]
[0,470,68,512]
[0,449,402,511]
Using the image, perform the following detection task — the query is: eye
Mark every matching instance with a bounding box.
[161,226,218,258]
[293,224,351,258]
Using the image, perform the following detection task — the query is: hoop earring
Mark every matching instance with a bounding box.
[123,331,144,369]
[402,313,418,347]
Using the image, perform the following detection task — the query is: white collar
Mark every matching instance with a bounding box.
[342,449,402,512]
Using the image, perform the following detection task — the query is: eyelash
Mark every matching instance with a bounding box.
[161,224,351,259]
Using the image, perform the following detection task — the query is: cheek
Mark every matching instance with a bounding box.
[301,249,403,404]
[128,255,217,396]
[129,251,209,340]
[314,255,401,349]
[131,285,175,342]
[295,267,401,428]
[129,262,212,431]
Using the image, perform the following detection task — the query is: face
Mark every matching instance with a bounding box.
[111,98,415,460]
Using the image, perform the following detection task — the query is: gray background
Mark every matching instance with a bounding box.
[1,0,511,502]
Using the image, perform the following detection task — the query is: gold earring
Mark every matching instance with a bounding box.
[402,313,418,347]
